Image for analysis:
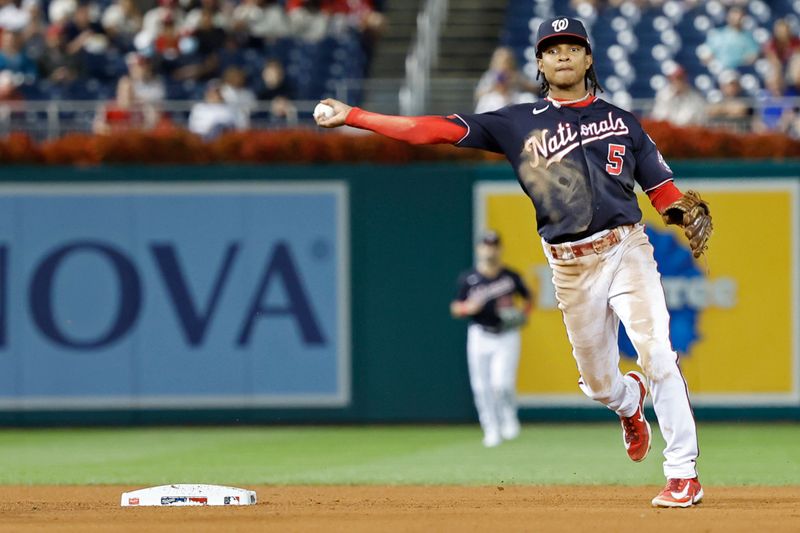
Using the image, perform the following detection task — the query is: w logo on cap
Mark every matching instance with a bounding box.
[552,18,569,31]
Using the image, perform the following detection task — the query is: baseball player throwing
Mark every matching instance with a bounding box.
[316,17,712,508]
[451,230,532,448]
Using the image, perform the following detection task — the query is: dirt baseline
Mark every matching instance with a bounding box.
[0,485,798,532]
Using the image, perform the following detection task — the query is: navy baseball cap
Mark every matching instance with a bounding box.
[536,17,592,57]
[479,230,501,246]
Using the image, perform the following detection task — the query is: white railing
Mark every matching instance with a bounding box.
[0,79,370,141]
[0,99,322,141]
[400,0,449,116]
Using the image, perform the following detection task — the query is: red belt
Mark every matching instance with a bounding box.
[548,226,631,260]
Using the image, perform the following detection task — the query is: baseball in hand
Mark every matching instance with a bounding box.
[314,103,335,120]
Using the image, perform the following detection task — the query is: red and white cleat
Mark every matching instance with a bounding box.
[620,371,651,462]
[651,477,704,508]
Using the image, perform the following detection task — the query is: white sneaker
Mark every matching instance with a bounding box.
[482,432,502,448]
[500,420,520,440]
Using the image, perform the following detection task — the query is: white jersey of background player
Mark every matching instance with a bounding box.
[451,231,532,447]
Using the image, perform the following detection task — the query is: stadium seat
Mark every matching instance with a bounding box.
[502,0,796,101]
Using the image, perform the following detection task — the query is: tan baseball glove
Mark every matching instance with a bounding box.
[662,190,713,258]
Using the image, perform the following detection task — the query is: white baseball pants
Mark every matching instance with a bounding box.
[467,325,521,441]
[543,224,699,479]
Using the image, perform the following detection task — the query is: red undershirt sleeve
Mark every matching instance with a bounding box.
[646,180,683,214]
[344,107,467,145]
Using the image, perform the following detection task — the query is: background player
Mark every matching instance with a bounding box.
[451,230,532,448]
[315,16,712,507]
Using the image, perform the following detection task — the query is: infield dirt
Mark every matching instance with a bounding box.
[0,485,798,532]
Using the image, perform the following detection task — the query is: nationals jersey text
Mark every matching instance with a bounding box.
[450,98,672,243]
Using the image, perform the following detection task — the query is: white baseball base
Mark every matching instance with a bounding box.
[121,484,257,507]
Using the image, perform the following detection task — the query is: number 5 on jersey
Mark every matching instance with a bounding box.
[606,144,626,176]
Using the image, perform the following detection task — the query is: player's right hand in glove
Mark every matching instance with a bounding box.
[662,190,713,258]
[498,307,528,331]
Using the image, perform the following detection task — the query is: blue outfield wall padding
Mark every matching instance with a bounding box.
[0,162,797,425]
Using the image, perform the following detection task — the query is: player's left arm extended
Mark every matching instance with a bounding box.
[646,181,713,258]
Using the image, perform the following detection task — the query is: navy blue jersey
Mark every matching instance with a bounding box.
[455,267,531,330]
[450,98,673,244]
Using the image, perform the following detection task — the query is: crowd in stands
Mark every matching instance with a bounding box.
[495,1,800,138]
[570,0,763,10]
[2,0,800,141]
[0,0,384,137]
[655,6,800,137]
[474,46,539,114]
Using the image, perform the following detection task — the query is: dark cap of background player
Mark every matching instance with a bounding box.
[479,230,501,247]
[536,17,592,57]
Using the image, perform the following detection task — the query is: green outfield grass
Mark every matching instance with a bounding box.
[0,423,796,486]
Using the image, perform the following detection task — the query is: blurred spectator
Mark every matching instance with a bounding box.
[764,18,800,74]
[784,56,800,139]
[153,11,181,71]
[286,0,329,43]
[188,79,238,139]
[753,71,793,134]
[231,0,288,43]
[171,8,224,81]
[569,0,598,10]
[789,118,800,140]
[20,0,44,44]
[63,2,109,57]
[48,0,77,26]
[786,53,800,96]
[138,0,184,51]
[700,6,759,70]
[37,24,81,85]
[19,1,48,69]
[102,0,143,51]
[650,65,707,126]
[0,30,37,79]
[215,31,250,73]
[183,0,231,32]
[220,65,255,128]
[0,0,31,32]
[324,0,384,72]
[475,47,537,109]
[93,75,157,133]
[125,52,165,105]
[764,18,800,62]
[191,7,227,54]
[707,70,751,128]
[256,58,296,120]
[0,69,23,100]
[326,0,385,38]
[475,71,536,113]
